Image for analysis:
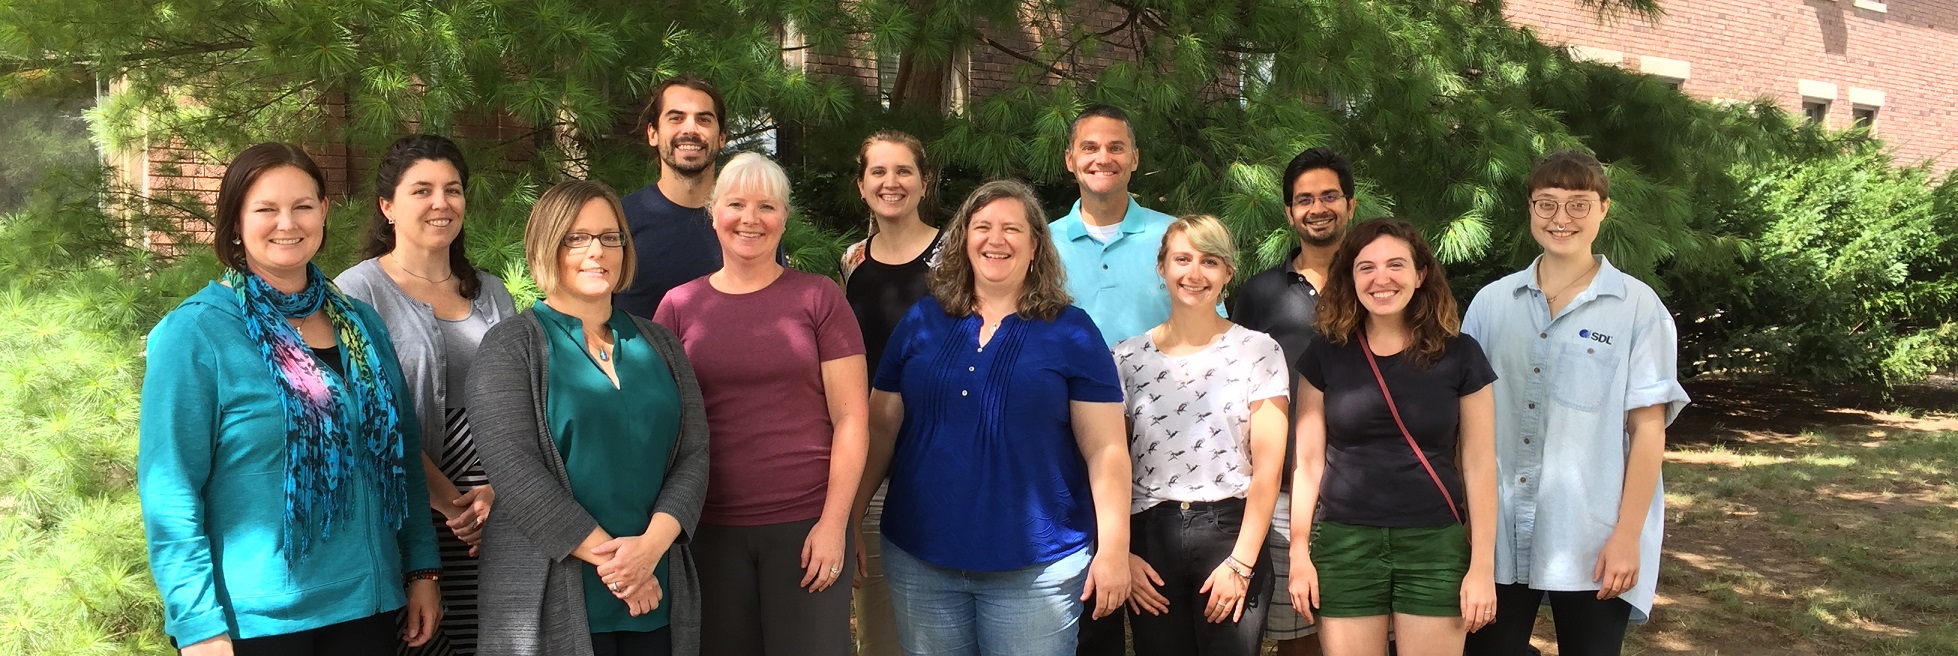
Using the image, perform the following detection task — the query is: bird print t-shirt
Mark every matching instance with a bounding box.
[1114,324,1290,513]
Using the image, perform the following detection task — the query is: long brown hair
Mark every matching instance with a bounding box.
[1313,218,1460,368]
[360,134,483,299]
[928,180,1072,321]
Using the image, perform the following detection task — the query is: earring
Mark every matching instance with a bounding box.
[232,238,241,245]
[387,218,395,225]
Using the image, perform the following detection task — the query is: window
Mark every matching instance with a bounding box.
[1852,106,1878,130]
[1803,100,1830,125]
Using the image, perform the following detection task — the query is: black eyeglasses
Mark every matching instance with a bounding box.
[1295,192,1348,207]
[561,231,626,250]
[1530,198,1596,219]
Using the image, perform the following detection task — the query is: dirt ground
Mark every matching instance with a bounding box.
[1549,375,1958,656]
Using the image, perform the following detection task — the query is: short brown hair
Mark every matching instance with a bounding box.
[1527,150,1610,200]
[523,180,637,296]
[640,74,726,136]
[213,143,327,270]
[928,180,1072,321]
[1313,218,1460,368]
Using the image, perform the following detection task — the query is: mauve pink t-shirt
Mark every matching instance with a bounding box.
[654,269,865,526]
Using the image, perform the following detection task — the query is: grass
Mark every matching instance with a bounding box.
[1623,423,1958,655]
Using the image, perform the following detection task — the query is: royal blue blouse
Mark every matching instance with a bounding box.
[873,296,1123,571]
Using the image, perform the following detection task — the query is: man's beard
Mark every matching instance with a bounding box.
[1298,215,1345,247]
[662,137,714,177]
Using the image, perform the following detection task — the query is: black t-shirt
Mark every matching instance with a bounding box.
[613,184,721,320]
[845,232,942,374]
[1299,333,1496,528]
[1231,248,1319,487]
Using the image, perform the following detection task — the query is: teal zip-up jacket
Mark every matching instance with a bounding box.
[139,281,440,645]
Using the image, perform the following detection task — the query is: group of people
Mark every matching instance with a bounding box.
[138,74,1689,656]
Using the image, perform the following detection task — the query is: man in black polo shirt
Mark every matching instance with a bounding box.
[613,74,730,319]
[1230,147,1355,656]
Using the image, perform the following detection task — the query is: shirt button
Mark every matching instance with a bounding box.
[1524,438,1532,444]
[961,390,969,397]
[1532,367,1540,373]
[1520,476,1528,483]
[968,366,976,372]
[1539,332,1547,339]
[1102,264,1109,269]
[1587,348,1595,354]
[977,347,983,353]
[1528,403,1536,409]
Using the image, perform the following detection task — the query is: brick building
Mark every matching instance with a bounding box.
[1503,0,1958,172]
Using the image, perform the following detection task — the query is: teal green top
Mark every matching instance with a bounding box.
[138,282,440,644]
[535,301,682,633]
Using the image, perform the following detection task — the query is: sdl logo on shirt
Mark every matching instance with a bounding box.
[1578,329,1614,345]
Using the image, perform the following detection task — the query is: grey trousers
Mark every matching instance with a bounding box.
[695,519,855,656]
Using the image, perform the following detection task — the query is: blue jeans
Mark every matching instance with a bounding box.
[882,538,1093,656]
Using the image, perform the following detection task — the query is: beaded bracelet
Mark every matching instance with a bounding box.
[404,569,442,584]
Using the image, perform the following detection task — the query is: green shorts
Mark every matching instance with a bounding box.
[1308,520,1469,618]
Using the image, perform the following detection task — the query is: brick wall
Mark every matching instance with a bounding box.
[1503,0,1958,172]
[131,91,536,255]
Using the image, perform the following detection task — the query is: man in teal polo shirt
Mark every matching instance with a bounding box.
[1050,104,1178,349]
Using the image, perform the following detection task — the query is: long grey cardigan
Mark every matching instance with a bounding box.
[468,309,707,656]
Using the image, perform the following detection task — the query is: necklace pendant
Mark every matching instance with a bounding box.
[598,349,610,362]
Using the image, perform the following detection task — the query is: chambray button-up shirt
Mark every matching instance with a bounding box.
[1461,255,1690,622]
[1051,197,1176,346]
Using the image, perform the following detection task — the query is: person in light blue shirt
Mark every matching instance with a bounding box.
[1049,104,1178,348]
[1460,151,1690,656]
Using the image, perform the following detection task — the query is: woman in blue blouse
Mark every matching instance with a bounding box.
[854,179,1132,656]
[139,143,442,655]
[468,180,710,656]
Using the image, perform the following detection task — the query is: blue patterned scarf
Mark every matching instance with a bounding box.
[226,264,408,562]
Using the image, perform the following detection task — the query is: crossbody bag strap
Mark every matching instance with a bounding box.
[1355,331,1463,524]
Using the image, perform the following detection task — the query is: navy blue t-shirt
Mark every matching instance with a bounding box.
[874,297,1124,571]
[614,184,721,319]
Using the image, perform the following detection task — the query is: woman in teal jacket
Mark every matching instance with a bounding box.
[139,143,442,656]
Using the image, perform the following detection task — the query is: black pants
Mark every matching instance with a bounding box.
[1074,598,1126,656]
[1463,583,1632,656]
[694,519,854,656]
[592,627,673,656]
[1126,499,1272,656]
[229,611,396,656]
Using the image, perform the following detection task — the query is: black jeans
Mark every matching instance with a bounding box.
[225,611,396,655]
[694,520,854,656]
[1126,498,1273,656]
[592,626,673,656]
[1463,583,1632,656]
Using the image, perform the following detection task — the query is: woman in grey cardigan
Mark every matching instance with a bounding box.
[337,134,518,655]
[469,180,708,656]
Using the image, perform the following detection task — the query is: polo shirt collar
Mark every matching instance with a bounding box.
[1060,196,1151,242]
[1515,254,1627,299]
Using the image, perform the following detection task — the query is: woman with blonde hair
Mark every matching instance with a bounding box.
[855,179,1131,656]
[1116,215,1288,656]
[654,152,868,656]
[470,180,710,656]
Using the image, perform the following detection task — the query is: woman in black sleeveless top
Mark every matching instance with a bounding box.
[839,129,940,656]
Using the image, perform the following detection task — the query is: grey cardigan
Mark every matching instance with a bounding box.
[335,258,518,465]
[468,309,708,656]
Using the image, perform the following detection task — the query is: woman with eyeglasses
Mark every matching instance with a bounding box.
[469,180,711,656]
[654,152,868,656]
[1461,152,1689,656]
